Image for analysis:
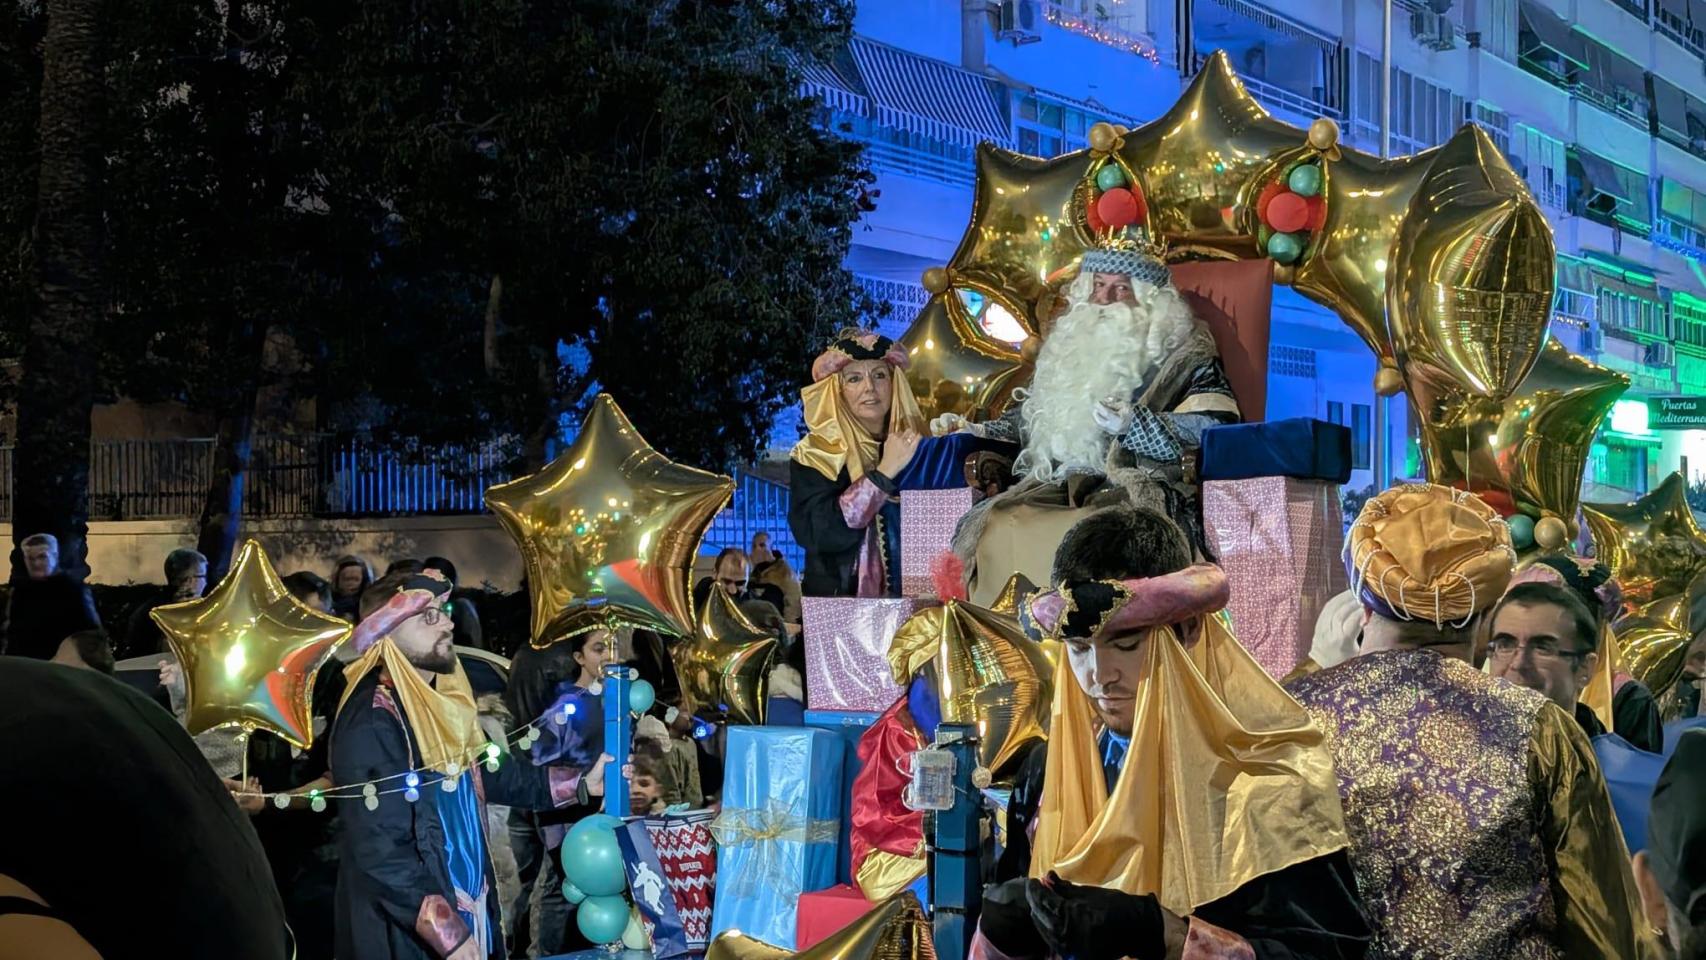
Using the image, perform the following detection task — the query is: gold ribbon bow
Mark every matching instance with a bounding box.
[709,800,840,899]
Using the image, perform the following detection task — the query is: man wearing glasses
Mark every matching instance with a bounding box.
[1487,581,1610,737]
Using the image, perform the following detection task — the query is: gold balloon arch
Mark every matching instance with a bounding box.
[901,48,1626,535]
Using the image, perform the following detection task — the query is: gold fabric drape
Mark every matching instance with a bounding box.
[789,372,927,483]
[1578,626,1621,732]
[339,639,486,774]
[1031,616,1350,916]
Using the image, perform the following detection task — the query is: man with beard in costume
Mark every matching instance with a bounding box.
[332,570,613,960]
[977,505,1370,960]
[937,243,1239,599]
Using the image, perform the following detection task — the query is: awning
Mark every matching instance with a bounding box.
[1580,42,1648,102]
[1654,76,1691,138]
[848,38,1010,147]
[795,48,869,115]
[1573,146,1635,204]
[1662,179,1706,230]
[1660,0,1687,19]
[1519,0,1589,67]
[1586,251,1660,293]
[1693,0,1706,29]
[1201,0,1341,46]
[1556,256,1596,296]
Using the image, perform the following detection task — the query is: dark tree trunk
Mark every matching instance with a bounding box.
[13,0,104,582]
[194,323,266,583]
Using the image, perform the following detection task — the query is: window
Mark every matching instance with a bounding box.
[1191,0,1343,118]
[1469,102,1511,154]
[1351,53,1466,154]
[1013,92,1104,156]
[1595,442,1649,493]
[1674,294,1706,352]
[1484,0,1517,60]
[1271,344,1317,379]
[1510,123,1566,210]
[1596,286,1668,339]
[1326,400,1345,425]
[1351,403,1372,470]
[1567,148,1651,232]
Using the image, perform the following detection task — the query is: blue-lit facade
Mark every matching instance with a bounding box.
[796,0,1706,500]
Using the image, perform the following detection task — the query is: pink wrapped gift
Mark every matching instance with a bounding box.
[1203,477,1346,679]
[899,489,976,598]
[802,597,926,712]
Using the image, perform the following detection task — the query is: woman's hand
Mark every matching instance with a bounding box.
[877,428,922,478]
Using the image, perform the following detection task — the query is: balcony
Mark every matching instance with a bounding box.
[1041,1,1161,58]
[1655,9,1706,60]
[1656,214,1706,259]
[857,136,976,187]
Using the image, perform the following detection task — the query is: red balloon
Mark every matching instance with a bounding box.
[1255,181,1284,223]
[1096,188,1140,228]
[1086,195,1108,233]
[1306,195,1328,232]
[1266,191,1309,234]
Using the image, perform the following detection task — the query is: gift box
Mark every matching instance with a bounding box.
[616,815,709,960]
[795,885,877,951]
[1200,418,1352,483]
[802,597,925,713]
[804,709,880,884]
[1204,477,1347,678]
[900,488,976,597]
[709,726,845,949]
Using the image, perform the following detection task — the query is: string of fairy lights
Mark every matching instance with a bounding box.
[1042,4,1162,65]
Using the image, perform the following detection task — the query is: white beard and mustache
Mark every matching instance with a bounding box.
[1012,274,1196,483]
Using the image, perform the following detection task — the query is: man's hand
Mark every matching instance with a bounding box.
[158,660,183,694]
[1091,397,1133,436]
[584,754,615,797]
[930,413,983,438]
[876,428,922,478]
[223,777,264,816]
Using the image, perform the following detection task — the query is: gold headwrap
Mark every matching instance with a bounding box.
[339,640,486,775]
[1347,483,1515,626]
[789,346,927,483]
[1030,614,1350,916]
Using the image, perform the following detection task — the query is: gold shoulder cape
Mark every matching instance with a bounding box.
[788,373,927,484]
[1031,615,1350,916]
[338,638,487,775]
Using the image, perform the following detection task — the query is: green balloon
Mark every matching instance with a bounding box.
[1508,513,1536,549]
[1094,164,1126,191]
[1267,231,1303,264]
[577,894,631,945]
[561,823,627,897]
[1287,163,1322,197]
[561,880,588,905]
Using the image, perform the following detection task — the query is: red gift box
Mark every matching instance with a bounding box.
[899,488,976,598]
[1203,477,1346,679]
[795,884,877,950]
[643,811,717,949]
[802,597,925,713]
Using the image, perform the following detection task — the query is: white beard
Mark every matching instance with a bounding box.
[1012,274,1196,483]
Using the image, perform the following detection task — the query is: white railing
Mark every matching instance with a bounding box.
[859,139,976,187]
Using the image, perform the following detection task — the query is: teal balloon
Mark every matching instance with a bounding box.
[1094,164,1126,191]
[567,813,623,844]
[1267,231,1303,264]
[561,880,588,905]
[577,895,631,945]
[1287,163,1322,197]
[561,822,627,897]
[1508,513,1536,549]
[629,679,656,714]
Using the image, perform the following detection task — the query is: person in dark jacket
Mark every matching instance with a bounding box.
[329,554,374,622]
[119,547,207,660]
[1,533,101,660]
[788,330,924,598]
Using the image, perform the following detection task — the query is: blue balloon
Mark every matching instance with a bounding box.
[561,880,588,905]
[1508,513,1536,549]
[629,679,656,714]
[1094,164,1126,191]
[1267,231,1303,264]
[1287,163,1322,197]
[577,894,631,944]
[561,820,628,897]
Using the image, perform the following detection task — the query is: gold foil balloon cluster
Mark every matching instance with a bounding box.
[672,587,779,726]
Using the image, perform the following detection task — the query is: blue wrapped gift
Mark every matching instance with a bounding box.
[892,432,1018,491]
[1200,418,1352,483]
[1593,734,1665,852]
[804,709,880,885]
[709,726,845,949]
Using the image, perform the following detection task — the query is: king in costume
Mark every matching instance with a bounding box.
[978,505,1370,960]
[331,572,600,960]
[1285,484,1654,959]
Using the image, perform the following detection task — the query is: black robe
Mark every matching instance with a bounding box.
[994,741,1371,959]
[331,668,567,960]
[788,459,902,597]
[1612,680,1664,753]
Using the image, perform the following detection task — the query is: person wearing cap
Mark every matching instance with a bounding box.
[1286,483,1651,959]
[330,569,613,960]
[1497,555,1665,752]
[788,328,928,597]
[1632,729,1706,959]
[978,505,1370,960]
[945,239,1239,597]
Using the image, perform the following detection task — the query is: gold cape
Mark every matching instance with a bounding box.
[338,637,487,774]
[789,372,927,483]
[1031,615,1351,916]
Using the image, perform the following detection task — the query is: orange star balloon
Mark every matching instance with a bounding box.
[1583,471,1706,604]
[487,393,733,645]
[152,539,350,747]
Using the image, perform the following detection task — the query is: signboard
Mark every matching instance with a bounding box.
[1647,395,1706,430]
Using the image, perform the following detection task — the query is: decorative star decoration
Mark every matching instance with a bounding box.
[153,539,350,747]
[673,587,778,726]
[706,891,933,960]
[1583,471,1706,603]
[898,293,1031,422]
[486,393,733,645]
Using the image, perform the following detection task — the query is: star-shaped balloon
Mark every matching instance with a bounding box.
[898,293,1030,423]
[673,587,778,726]
[487,393,734,644]
[706,891,934,960]
[152,539,351,747]
[1584,471,1706,603]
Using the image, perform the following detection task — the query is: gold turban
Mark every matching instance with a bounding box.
[789,330,928,483]
[1347,483,1516,627]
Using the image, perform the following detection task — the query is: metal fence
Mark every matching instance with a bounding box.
[0,435,804,566]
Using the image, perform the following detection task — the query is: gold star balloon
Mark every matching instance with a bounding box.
[673,587,778,726]
[1584,471,1706,604]
[706,891,935,960]
[152,539,351,748]
[898,293,1030,423]
[487,393,734,644]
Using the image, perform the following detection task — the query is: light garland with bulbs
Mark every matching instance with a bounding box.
[1043,5,1162,64]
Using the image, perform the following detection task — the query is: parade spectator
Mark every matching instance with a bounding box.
[385,558,425,576]
[1633,730,1706,960]
[330,555,374,622]
[1487,582,1604,727]
[120,547,208,660]
[1,533,101,660]
[750,532,802,631]
[48,628,114,675]
[692,548,752,613]
[423,556,485,652]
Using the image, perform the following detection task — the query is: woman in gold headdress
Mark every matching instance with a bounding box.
[788,329,928,597]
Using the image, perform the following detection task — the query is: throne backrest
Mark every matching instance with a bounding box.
[1167,258,1273,422]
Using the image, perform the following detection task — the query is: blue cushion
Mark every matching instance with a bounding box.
[1200,418,1352,483]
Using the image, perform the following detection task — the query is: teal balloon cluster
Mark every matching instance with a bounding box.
[561,813,632,944]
